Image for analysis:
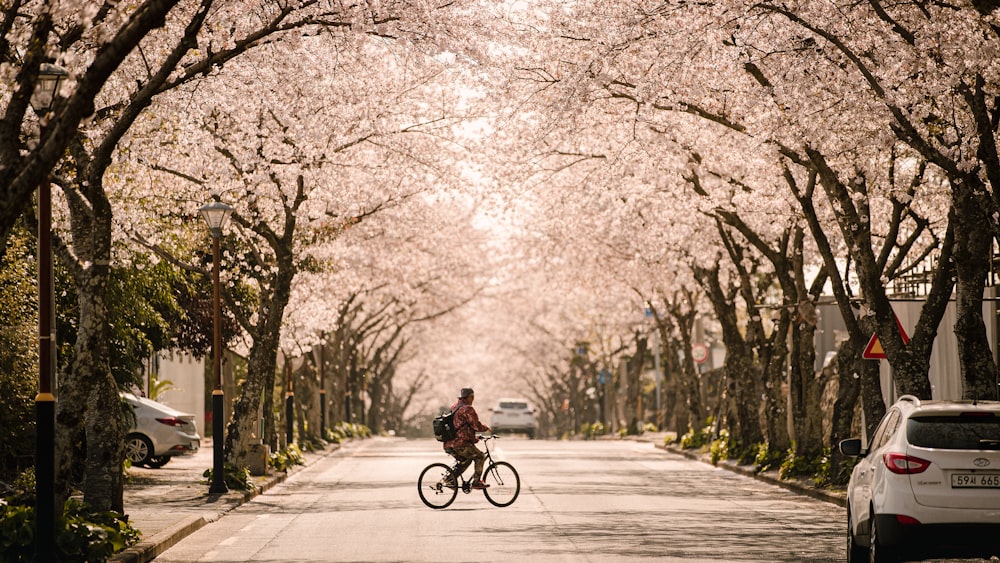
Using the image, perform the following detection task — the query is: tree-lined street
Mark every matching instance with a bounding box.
[5,2,1000,559]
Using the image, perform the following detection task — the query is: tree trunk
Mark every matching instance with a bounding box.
[791,299,824,457]
[759,312,790,456]
[263,365,277,452]
[53,170,124,512]
[695,264,764,458]
[830,338,861,484]
[674,320,704,432]
[952,179,999,400]
[625,336,647,434]
[662,335,683,436]
[224,261,294,467]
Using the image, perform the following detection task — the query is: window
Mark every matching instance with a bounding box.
[870,409,901,451]
[907,415,1000,450]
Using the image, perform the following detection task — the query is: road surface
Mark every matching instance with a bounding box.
[153,437,859,561]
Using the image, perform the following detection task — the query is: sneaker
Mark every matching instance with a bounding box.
[470,480,490,489]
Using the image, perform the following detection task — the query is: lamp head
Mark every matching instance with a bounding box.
[198,201,234,235]
[30,63,69,115]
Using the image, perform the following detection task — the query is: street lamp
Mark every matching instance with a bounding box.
[284,353,294,447]
[318,333,326,439]
[199,200,233,494]
[30,61,67,563]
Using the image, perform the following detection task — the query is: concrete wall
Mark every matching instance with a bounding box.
[144,350,206,436]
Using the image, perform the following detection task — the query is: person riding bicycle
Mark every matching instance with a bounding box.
[443,387,491,489]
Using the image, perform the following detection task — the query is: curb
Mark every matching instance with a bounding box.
[658,443,847,508]
[110,515,209,563]
[110,443,340,563]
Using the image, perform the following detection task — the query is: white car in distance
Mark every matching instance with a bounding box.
[489,398,537,439]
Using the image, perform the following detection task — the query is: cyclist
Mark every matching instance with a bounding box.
[443,387,491,489]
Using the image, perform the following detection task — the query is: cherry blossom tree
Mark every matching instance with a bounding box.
[40,0,369,513]
[498,2,984,447]
[120,14,495,466]
[2,0,182,255]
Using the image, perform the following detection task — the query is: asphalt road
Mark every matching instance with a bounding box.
[153,437,851,562]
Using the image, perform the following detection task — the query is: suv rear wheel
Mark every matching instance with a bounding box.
[868,512,897,563]
[846,505,866,563]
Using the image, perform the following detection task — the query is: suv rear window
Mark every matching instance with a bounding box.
[499,402,528,410]
[907,415,1000,450]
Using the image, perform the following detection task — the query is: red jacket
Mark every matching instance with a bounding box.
[443,401,488,449]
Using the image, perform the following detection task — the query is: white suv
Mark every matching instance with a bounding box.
[490,399,537,439]
[839,395,1000,562]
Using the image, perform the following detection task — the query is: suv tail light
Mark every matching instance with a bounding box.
[883,452,931,474]
[156,417,188,427]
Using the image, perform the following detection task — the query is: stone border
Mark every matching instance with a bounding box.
[658,442,847,508]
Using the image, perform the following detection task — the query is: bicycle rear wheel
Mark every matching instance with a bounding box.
[482,461,519,507]
[418,463,458,509]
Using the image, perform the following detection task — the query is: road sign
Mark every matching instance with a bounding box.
[862,315,910,360]
[598,369,609,385]
[692,343,709,364]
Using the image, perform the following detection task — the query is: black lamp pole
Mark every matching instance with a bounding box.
[199,201,233,495]
[30,62,67,563]
[285,358,294,446]
[34,136,56,563]
[319,333,326,438]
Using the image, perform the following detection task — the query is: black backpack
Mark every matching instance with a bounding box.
[433,406,462,442]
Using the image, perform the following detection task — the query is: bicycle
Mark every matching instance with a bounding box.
[418,434,520,509]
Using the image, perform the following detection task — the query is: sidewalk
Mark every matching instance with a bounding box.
[631,432,847,508]
[110,439,339,563]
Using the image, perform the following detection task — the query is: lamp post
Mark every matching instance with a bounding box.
[30,62,67,563]
[318,332,326,438]
[199,200,233,494]
[285,354,294,447]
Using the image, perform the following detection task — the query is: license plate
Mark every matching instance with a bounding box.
[951,473,1000,488]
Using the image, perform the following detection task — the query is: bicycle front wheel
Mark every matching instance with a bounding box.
[482,461,520,507]
[418,463,458,509]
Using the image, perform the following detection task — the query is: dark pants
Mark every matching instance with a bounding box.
[449,443,486,481]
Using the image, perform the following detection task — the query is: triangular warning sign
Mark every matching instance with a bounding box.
[862,315,909,360]
[863,333,885,360]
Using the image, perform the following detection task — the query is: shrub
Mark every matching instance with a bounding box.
[331,422,371,439]
[0,498,140,562]
[202,463,253,491]
[778,447,834,486]
[709,430,730,465]
[752,442,785,473]
[326,427,344,443]
[580,422,607,439]
[296,435,326,453]
[269,444,305,472]
[679,419,715,450]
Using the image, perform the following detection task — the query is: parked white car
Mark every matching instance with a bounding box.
[123,393,201,468]
[839,395,1000,562]
[490,398,537,439]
